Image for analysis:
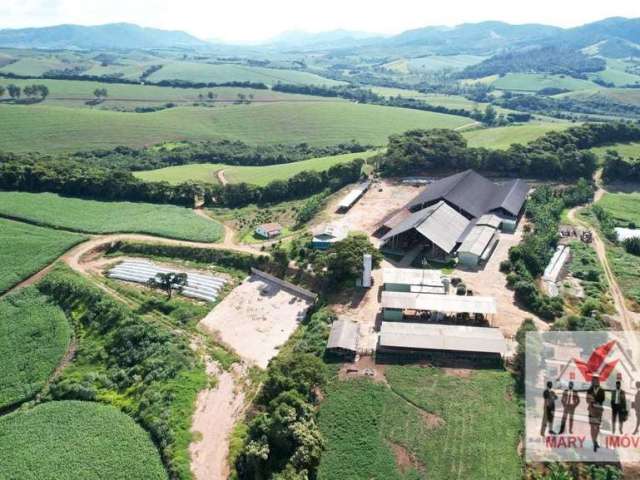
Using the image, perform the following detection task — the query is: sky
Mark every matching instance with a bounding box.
[0,0,638,43]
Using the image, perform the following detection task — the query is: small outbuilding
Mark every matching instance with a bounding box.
[326,319,359,360]
[312,224,348,250]
[255,222,283,239]
[457,224,499,268]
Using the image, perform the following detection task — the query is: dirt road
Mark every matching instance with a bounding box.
[566,171,640,361]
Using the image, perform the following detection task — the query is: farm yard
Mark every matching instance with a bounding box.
[0,101,471,152]
[0,217,86,293]
[0,191,223,241]
[0,401,168,480]
[0,288,71,409]
[199,273,313,368]
[135,150,378,186]
[3,16,640,480]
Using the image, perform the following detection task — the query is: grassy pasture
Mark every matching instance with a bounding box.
[318,366,521,480]
[463,122,570,149]
[492,73,600,92]
[0,79,319,109]
[0,288,71,409]
[147,61,344,86]
[591,193,640,306]
[0,192,223,242]
[592,142,640,160]
[598,192,640,227]
[0,400,167,480]
[135,150,378,186]
[0,56,69,76]
[0,218,87,294]
[0,102,470,152]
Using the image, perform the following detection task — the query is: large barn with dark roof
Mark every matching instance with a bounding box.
[377,170,528,267]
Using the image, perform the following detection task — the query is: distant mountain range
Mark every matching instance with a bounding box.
[265,29,383,50]
[0,18,638,56]
[0,23,208,50]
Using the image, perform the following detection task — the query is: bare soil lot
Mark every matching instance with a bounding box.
[316,180,419,246]
[199,275,312,368]
[454,223,545,337]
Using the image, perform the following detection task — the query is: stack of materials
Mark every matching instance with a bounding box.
[108,259,226,302]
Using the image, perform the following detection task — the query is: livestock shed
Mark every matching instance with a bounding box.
[381,290,497,325]
[377,322,507,366]
[378,170,528,261]
[380,200,470,259]
[326,319,359,360]
[337,180,370,212]
[382,268,448,294]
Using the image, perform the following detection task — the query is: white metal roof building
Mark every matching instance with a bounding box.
[378,322,507,358]
[457,224,499,268]
[382,268,444,287]
[381,291,497,315]
[337,181,370,212]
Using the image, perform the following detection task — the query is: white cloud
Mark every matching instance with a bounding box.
[0,0,637,43]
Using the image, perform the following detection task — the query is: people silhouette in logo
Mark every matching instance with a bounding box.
[541,381,557,436]
[559,381,580,435]
[587,375,606,452]
[633,381,640,436]
[611,380,628,435]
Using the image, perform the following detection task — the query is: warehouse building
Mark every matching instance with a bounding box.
[376,322,507,366]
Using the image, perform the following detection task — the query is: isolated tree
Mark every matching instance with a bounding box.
[207,91,217,101]
[483,105,498,125]
[37,84,49,100]
[146,272,188,299]
[93,88,108,100]
[236,93,247,104]
[7,84,20,99]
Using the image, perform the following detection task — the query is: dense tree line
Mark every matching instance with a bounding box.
[379,128,596,179]
[497,93,640,120]
[70,140,370,171]
[602,150,640,183]
[379,122,640,179]
[460,46,606,79]
[0,152,365,208]
[37,266,204,479]
[0,71,268,90]
[0,83,49,101]
[235,307,335,479]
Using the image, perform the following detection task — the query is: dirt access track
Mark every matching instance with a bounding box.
[200,274,313,368]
